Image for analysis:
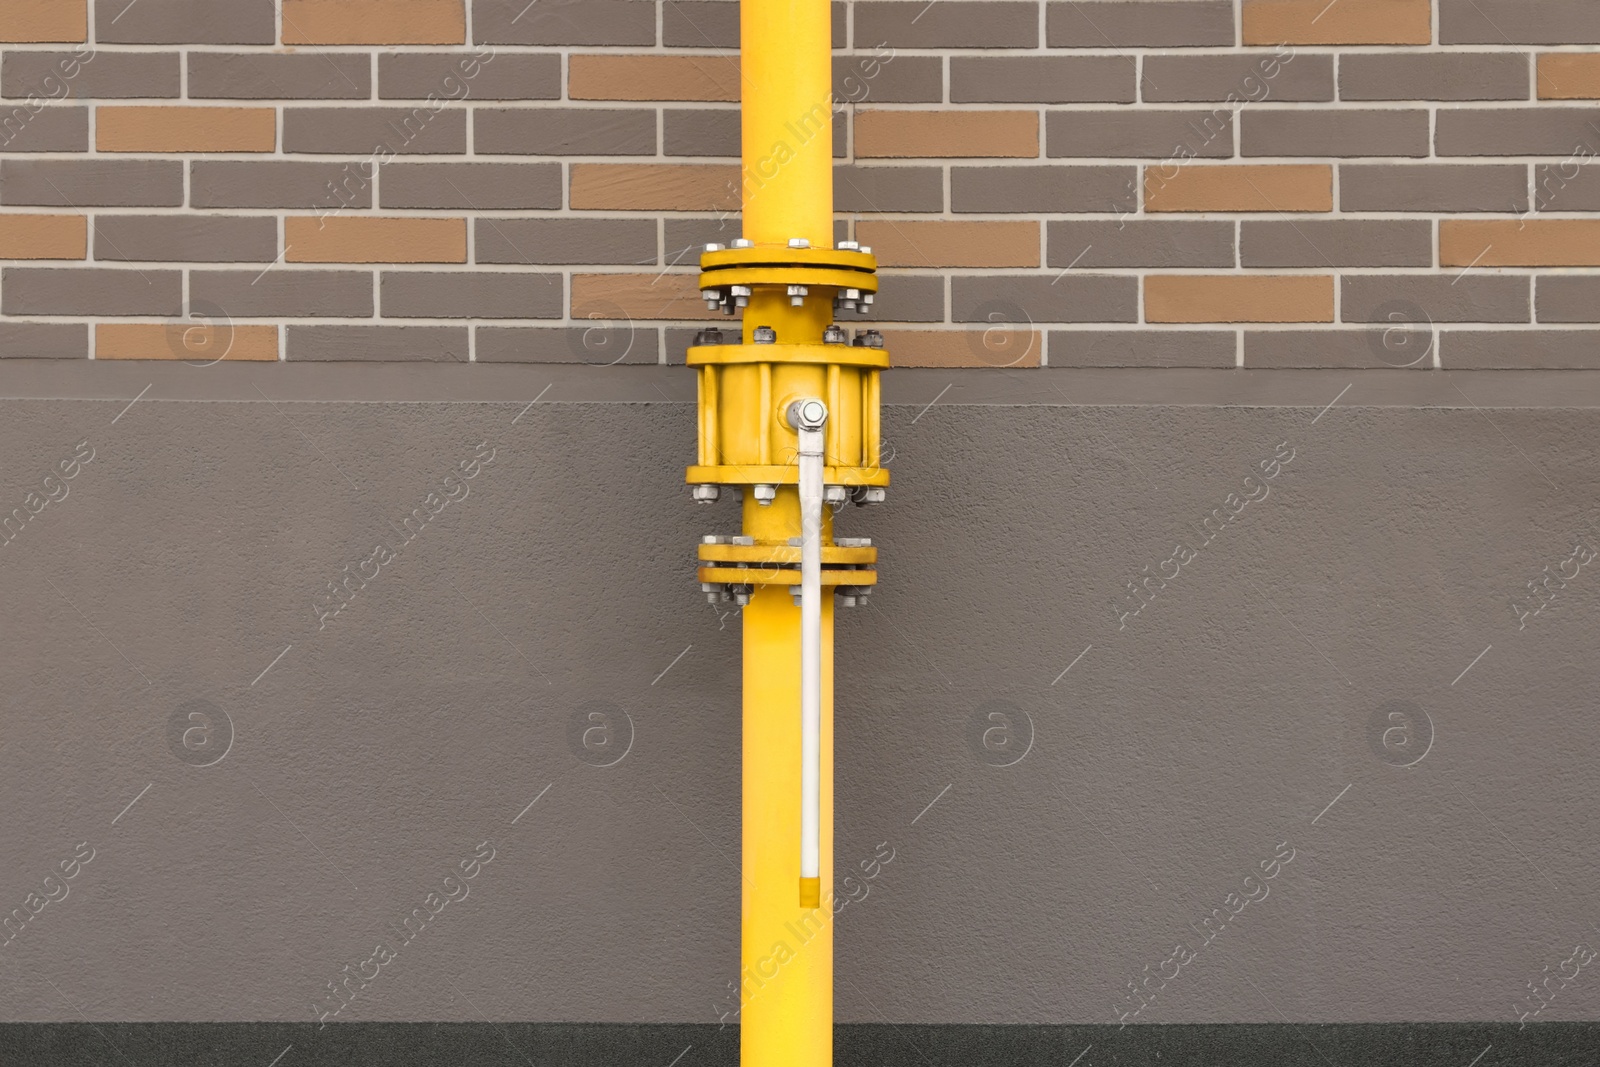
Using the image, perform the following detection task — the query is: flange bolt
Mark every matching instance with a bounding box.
[753,325,777,345]
[822,325,846,345]
[694,327,724,346]
[852,330,885,349]
[753,484,778,506]
[691,484,721,503]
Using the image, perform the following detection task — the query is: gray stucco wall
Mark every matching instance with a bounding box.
[1,363,1597,1033]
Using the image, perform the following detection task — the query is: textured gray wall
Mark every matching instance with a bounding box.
[1,363,1598,1029]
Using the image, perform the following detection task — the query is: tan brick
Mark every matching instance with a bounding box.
[570,163,740,211]
[855,220,1038,268]
[97,323,279,361]
[856,110,1038,158]
[1538,54,1600,99]
[1146,164,1333,212]
[572,272,720,321]
[1244,0,1431,45]
[282,0,465,45]
[97,107,276,153]
[1145,275,1334,323]
[1441,220,1600,267]
[0,215,86,260]
[885,329,1042,368]
[0,0,86,42]
[285,217,466,263]
[570,54,740,101]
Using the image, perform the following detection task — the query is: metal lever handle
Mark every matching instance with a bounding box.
[787,397,827,909]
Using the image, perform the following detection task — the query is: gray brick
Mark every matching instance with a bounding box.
[1536,277,1600,323]
[1442,330,1600,369]
[380,53,558,101]
[95,0,276,44]
[855,2,1037,48]
[664,1,739,48]
[479,325,658,363]
[2,268,179,316]
[1340,164,1529,213]
[192,270,375,318]
[473,0,656,45]
[952,165,1136,213]
[1535,163,1600,212]
[475,219,656,265]
[1343,276,1530,324]
[0,105,86,152]
[94,215,277,263]
[1047,110,1233,159]
[1141,52,1332,103]
[381,162,561,209]
[288,325,468,361]
[192,161,373,210]
[1246,330,1432,369]
[952,57,1134,104]
[836,165,943,213]
[953,274,1138,324]
[1241,220,1432,268]
[0,322,86,359]
[1050,329,1234,368]
[189,53,370,100]
[1048,1,1234,47]
[857,273,943,322]
[2,51,178,100]
[1339,53,1528,102]
[285,107,467,155]
[835,54,941,104]
[380,272,563,319]
[1441,0,1600,44]
[666,325,718,362]
[665,108,739,157]
[475,108,655,155]
[1048,220,1233,268]
[1436,108,1600,157]
[0,160,181,207]
[665,218,740,255]
[1243,109,1428,158]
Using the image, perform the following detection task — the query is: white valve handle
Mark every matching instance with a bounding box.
[788,397,827,908]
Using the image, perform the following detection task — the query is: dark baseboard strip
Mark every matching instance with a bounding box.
[2,1022,1595,1066]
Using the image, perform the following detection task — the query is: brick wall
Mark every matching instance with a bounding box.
[2,0,1600,368]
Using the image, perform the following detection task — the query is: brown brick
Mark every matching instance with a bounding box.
[570,163,739,210]
[1246,330,1432,369]
[1241,220,1432,267]
[1442,0,1600,45]
[2,267,179,315]
[96,322,278,361]
[1050,330,1235,368]
[0,322,85,358]
[0,107,87,152]
[854,220,1038,269]
[380,162,562,209]
[476,108,655,155]
[856,1,1037,48]
[1048,2,1233,48]
[886,329,1043,369]
[664,1,739,48]
[1146,275,1333,323]
[380,52,557,100]
[1142,52,1333,103]
[475,218,656,265]
[284,107,466,155]
[1,0,85,42]
[1344,275,1530,323]
[189,53,371,99]
[1342,53,1529,102]
[1243,109,1428,157]
[285,216,467,263]
[1048,220,1234,268]
[1538,276,1600,322]
[1341,164,1529,213]
[98,106,274,152]
[95,0,275,44]
[1538,55,1600,100]
[381,271,562,318]
[282,0,465,44]
[1435,108,1600,155]
[1243,0,1431,45]
[288,324,467,361]
[952,274,1138,323]
[570,54,738,101]
[952,165,1135,213]
[478,325,658,364]
[1146,164,1332,212]
[474,0,656,46]
[0,160,181,206]
[192,270,375,318]
[94,215,277,263]
[836,165,943,212]
[951,57,1134,104]
[834,54,941,104]
[1441,219,1600,267]
[192,161,373,210]
[1048,109,1234,159]
[572,272,720,321]
[857,110,1037,158]
[0,214,84,259]
[1442,330,1600,369]
[2,51,178,99]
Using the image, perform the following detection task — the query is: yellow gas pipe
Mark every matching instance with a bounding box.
[684,2,888,1064]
